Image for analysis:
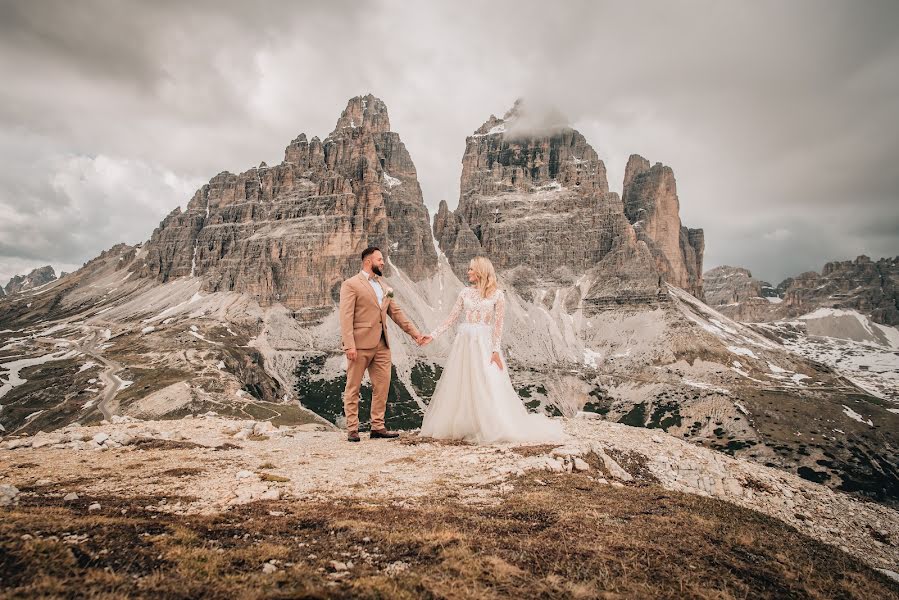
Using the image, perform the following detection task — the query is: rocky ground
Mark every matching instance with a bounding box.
[2,414,898,597]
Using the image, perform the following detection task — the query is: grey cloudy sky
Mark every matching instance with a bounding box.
[1,0,897,286]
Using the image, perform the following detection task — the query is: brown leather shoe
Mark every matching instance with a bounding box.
[347,431,360,442]
[370,429,399,439]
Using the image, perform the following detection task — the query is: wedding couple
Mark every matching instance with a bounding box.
[338,246,564,444]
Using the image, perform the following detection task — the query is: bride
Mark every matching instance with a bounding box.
[420,256,565,444]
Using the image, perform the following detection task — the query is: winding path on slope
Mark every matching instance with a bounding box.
[39,327,125,421]
[75,329,124,421]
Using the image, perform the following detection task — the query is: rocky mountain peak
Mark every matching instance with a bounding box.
[329,93,391,137]
[3,265,57,296]
[434,102,710,308]
[135,94,435,321]
[621,154,704,298]
[460,102,608,199]
[435,102,654,305]
[623,154,651,190]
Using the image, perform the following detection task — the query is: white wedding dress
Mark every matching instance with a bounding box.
[420,286,566,444]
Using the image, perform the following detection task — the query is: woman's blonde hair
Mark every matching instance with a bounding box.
[469,256,498,299]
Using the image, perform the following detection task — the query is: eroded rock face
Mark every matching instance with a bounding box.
[433,101,660,309]
[135,94,437,321]
[790,256,898,324]
[3,265,57,296]
[704,266,763,306]
[622,155,705,299]
[705,256,899,325]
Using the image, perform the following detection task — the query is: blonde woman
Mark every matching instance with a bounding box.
[420,256,565,443]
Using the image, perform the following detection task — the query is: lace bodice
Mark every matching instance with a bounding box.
[429,287,506,352]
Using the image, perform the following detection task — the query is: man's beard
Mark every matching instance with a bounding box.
[372,265,383,276]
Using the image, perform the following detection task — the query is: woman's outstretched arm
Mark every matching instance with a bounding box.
[429,289,465,339]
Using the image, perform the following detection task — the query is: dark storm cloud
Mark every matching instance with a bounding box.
[0,0,897,286]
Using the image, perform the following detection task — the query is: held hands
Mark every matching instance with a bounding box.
[416,334,433,346]
[490,351,503,370]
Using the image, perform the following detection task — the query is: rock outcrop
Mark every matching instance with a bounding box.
[433,100,664,310]
[702,265,782,322]
[705,255,899,325]
[3,265,57,296]
[134,94,437,322]
[783,255,898,325]
[622,155,705,298]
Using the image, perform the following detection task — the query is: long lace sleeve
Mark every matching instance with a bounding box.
[491,291,505,353]
[429,290,464,339]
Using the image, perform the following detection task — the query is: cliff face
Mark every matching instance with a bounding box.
[622,155,705,299]
[433,101,665,310]
[703,266,763,306]
[135,94,437,322]
[433,101,708,312]
[779,255,899,325]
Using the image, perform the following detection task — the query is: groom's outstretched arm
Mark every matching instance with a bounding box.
[386,299,421,340]
[339,280,357,351]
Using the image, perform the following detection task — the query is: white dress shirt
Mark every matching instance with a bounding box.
[360,270,384,305]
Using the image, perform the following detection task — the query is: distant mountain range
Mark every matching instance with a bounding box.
[704,256,898,326]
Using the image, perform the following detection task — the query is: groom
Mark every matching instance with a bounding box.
[338,246,431,442]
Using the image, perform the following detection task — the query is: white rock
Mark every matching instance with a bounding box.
[551,446,585,458]
[63,492,79,501]
[329,560,349,572]
[253,422,276,435]
[92,432,109,445]
[384,560,409,576]
[260,489,282,501]
[110,432,134,446]
[593,446,634,482]
[0,484,20,506]
[236,470,254,479]
[573,458,591,472]
[88,502,101,512]
[543,457,565,473]
[31,435,61,449]
[262,562,278,574]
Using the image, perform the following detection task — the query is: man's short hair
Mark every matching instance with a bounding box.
[361,246,381,261]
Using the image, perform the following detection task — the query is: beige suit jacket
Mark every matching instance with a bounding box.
[339,272,420,350]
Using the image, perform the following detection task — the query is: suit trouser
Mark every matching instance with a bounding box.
[343,335,391,432]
